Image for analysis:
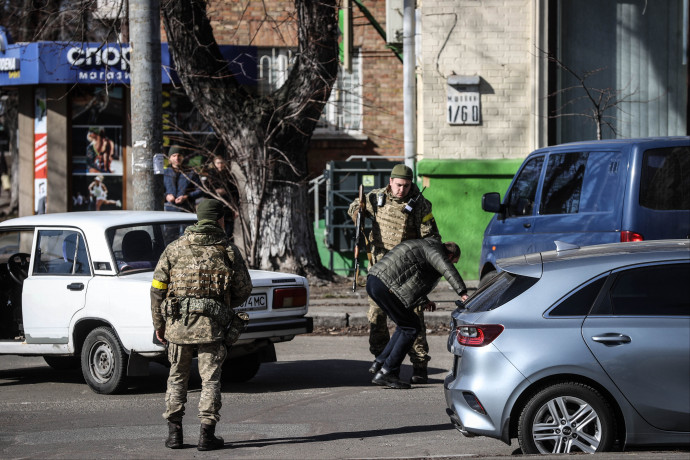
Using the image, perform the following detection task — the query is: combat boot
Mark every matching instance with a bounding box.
[410,365,428,384]
[197,423,224,451]
[165,421,183,449]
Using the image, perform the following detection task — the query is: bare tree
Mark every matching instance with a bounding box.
[2,0,340,279]
[161,0,338,279]
[540,48,638,140]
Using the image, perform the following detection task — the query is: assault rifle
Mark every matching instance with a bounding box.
[352,184,366,292]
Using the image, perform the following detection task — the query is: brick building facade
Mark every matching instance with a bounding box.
[201,0,405,178]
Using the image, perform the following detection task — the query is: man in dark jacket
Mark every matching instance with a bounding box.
[367,239,469,389]
[163,145,203,212]
[151,199,252,450]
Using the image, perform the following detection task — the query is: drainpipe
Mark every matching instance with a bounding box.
[403,0,416,176]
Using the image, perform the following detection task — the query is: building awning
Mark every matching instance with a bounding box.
[0,40,257,86]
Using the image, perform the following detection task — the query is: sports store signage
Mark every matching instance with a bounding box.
[66,45,132,81]
[0,40,257,86]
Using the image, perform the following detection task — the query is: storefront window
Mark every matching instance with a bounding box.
[70,86,124,211]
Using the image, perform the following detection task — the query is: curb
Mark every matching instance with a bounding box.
[307,311,453,330]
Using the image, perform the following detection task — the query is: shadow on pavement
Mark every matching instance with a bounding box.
[230,422,457,449]
[0,365,84,387]
[224,359,449,393]
[0,358,449,394]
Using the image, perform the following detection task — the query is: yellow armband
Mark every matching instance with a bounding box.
[151,279,168,290]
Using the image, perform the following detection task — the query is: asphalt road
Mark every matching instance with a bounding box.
[0,335,688,459]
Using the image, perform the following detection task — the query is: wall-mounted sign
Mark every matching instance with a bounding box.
[0,42,258,86]
[447,75,481,125]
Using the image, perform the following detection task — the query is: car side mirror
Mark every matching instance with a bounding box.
[482,192,505,218]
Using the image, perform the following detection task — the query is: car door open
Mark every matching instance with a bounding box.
[22,229,92,344]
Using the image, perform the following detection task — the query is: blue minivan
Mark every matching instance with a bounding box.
[479,137,690,285]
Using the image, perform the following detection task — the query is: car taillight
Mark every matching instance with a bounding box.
[456,324,504,347]
[273,287,307,309]
[620,231,644,242]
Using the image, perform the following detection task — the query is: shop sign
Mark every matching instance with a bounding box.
[0,42,258,87]
[66,45,131,83]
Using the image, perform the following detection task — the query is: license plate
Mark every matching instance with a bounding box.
[236,294,268,311]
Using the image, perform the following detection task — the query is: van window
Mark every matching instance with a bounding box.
[639,147,690,210]
[540,151,623,215]
[506,156,543,217]
[579,152,622,212]
[540,152,587,214]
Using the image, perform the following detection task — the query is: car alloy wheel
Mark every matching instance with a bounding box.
[518,382,615,454]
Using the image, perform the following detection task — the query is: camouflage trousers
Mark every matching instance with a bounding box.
[163,341,227,426]
[367,298,430,367]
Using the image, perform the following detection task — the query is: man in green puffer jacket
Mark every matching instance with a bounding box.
[367,238,469,389]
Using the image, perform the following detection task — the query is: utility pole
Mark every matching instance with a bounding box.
[129,0,163,210]
[403,0,416,177]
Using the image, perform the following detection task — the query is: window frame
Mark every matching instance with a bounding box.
[32,229,91,276]
[505,155,544,218]
[589,261,690,317]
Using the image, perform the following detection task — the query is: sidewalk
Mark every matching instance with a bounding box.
[307,279,477,334]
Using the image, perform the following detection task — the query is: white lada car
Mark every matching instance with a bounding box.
[0,211,312,394]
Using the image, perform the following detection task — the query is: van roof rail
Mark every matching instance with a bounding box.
[555,240,580,252]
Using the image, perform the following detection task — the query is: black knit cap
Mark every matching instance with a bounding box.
[197,199,224,222]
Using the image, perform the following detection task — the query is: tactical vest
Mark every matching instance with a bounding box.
[168,242,232,301]
[371,196,420,252]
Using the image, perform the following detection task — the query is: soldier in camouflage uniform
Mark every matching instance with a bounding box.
[151,199,252,451]
[347,164,441,384]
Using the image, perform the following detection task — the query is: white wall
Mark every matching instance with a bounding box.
[419,0,545,160]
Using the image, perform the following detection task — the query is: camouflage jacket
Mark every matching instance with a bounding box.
[347,183,440,261]
[150,221,252,344]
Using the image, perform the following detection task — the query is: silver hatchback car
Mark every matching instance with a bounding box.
[444,240,690,454]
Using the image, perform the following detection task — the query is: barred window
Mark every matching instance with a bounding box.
[256,47,363,135]
[257,48,295,96]
[316,49,363,134]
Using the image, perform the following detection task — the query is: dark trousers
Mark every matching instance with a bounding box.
[366,275,421,374]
